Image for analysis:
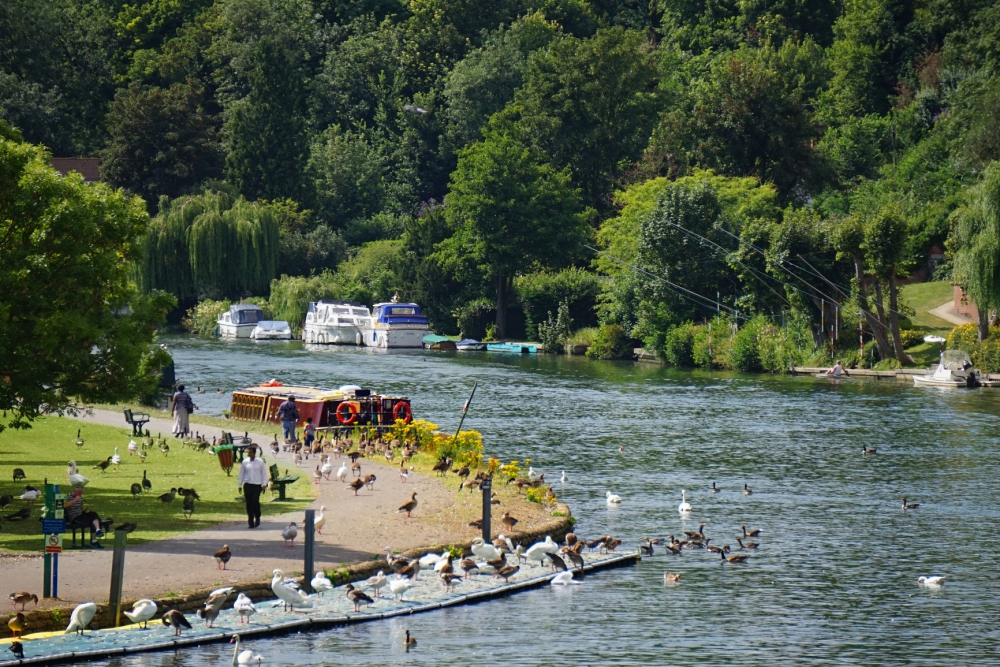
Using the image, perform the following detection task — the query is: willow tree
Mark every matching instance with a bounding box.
[140,187,280,301]
[952,162,1000,341]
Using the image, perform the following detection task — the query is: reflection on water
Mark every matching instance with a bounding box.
[98,335,1000,665]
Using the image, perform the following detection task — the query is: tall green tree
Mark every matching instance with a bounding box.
[951,161,1000,340]
[0,120,174,431]
[439,130,592,338]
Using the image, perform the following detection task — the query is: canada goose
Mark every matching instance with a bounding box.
[743,483,753,495]
[720,550,749,563]
[75,429,84,447]
[94,457,112,472]
[432,457,450,476]
[11,468,25,482]
[345,583,374,612]
[160,442,170,457]
[711,481,719,492]
[404,630,417,647]
[741,525,761,537]
[639,541,655,556]
[161,609,191,636]
[215,544,232,570]
[7,612,25,638]
[138,448,147,462]
[364,473,377,490]
[664,572,681,583]
[158,488,177,504]
[398,492,418,517]
[901,497,921,510]
[142,470,151,492]
[123,599,157,629]
[5,508,30,521]
[862,445,877,455]
[454,465,470,479]
[130,482,143,499]
[182,495,195,519]
[736,538,759,549]
[9,591,38,611]
[282,522,298,547]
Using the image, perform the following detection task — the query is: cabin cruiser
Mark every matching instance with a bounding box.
[217,304,264,338]
[361,299,430,348]
[913,349,982,387]
[302,300,373,345]
[250,320,293,340]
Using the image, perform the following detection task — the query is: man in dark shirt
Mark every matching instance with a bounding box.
[277,395,299,443]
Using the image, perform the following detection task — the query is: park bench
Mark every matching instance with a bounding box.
[123,408,150,436]
[69,515,113,548]
[269,463,299,500]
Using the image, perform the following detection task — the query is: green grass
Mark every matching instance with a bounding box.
[0,417,311,553]
[899,280,955,332]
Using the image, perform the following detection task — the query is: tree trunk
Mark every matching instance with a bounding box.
[852,252,893,361]
[978,307,990,342]
[872,281,894,361]
[887,273,907,363]
[495,274,509,340]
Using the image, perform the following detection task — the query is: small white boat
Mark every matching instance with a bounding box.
[456,338,486,351]
[250,320,293,340]
[361,298,430,349]
[218,304,264,338]
[302,300,372,345]
[913,350,982,388]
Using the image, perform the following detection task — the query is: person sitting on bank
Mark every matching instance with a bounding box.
[238,445,268,529]
[277,395,300,444]
[825,360,846,377]
[64,487,105,547]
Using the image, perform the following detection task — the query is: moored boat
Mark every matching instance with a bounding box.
[422,334,457,350]
[229,382,413,429]
[487,342,537,354]
[360,299,430,348]
[302,300,372,345]
[218,304,264,338]
[250,320,293,340]
[913,350,982,388]
[456,338,486,351]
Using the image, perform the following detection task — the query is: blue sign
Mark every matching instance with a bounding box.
[42,519,66,534]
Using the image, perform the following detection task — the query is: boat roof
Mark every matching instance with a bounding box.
[233,383,408,401]
[230,304,263,311]
[422,334,452,344]
[254,320,290,330]
[309,299,367,310]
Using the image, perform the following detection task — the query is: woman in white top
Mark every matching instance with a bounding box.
[170,385,196,437]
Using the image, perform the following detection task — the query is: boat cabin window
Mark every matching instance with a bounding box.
[233,308,263,325]
[389,307,416,315]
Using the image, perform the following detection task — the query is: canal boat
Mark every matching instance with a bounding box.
[250,320,293,340]
[422,334,457,350]
[302,300,373,345]
[229,382,413,430]
[217,304,264,338]
[456,338,487,351]
[361,300,430,349]
[913,350,982,388]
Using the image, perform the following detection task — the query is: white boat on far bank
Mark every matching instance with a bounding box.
[913,350,982,388]
[218,304,264,338]
[302,300,372,345]
[361,300,430,349]
[250,320,293,340]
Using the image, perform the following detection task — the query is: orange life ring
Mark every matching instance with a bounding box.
[336,401,359,425]
[392,401,412,424]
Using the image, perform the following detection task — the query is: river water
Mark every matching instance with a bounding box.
[99,335,1000,665]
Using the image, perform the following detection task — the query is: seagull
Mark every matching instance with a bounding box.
[234,593,257,624]
[282,522,298,547]
[678,490,692,513]
[606,491,622,504]
[124,599,157,628]
[66,602,98,635]
[917,575,945,587]
[403,104,428,115]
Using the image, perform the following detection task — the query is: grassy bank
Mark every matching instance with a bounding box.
[899,280,955,332]
[0,417,311,553]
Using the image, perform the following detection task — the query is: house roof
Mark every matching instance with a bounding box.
[50,158,101,182]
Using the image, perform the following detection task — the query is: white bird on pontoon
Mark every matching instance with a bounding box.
[66,601,98,635]
[123,599,157,628]
[336,462,349,483]
[389,576,415,601]
[362,570,388,598]
[678,490,692,513]
[551,571,580,585]
[67,461,89,488]
[606,491,622,504]
[111,447,121,470]
[524,542,552,568]
[419,552,443,568]
[311,572,333,597]
[470,537,501,562]
[234,593,257,623]
[271,569,313,610]
[231,634,263,665]
[917,575,945,587]
[127,439,138,455]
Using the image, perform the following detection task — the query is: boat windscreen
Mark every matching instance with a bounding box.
[255,320,289,331]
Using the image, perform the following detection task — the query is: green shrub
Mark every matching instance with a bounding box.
[568,327,598,346]
[730,316,765,372]
[181,299,231,335]
[453,298,495,340]
[691,318,732,368]
[974,338,1000,373]
[586,323,633,360]
[899,329,923,349]
[947,322,978,353]
[538,300,572,352]
[662,322,697,366]
[268,272,339,333]
[516,268,602,338]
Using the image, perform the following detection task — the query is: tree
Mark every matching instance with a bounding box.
[439,130,592,338]
[308,125,390,227]
[951,161,1000,341]
[0,120,174,431]
[101,78,222,208]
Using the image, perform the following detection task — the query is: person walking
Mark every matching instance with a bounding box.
[237,446,268,529]
[277,395,300,444]
[170,385,196,438]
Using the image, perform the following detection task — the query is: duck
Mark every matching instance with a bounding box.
[9,591,38,611]
[606,491,622,504]
[363,570,388,597]
[862,445,877,455]
[111,447,121,470]
[198,587,234,628]
[336,462,349,483]
[314,506,326,535]
[663,572,681,583]
[349,478,365,495]
[141,470,151,492]
[7,612,25,638]
[66,601,98,635]
[345,583,375,612]
[311,572,333,597]
[743,483,753,495]
[214,544,232,570]
[124,599,157,629]
[710,481,719,493]
[158,488,177,504]
[230,634,263,665]
[471,537,502,562]
[551,570,580,585]
[901,497,921,510]
[678,490,692,513]
[271,569,313,610]
[161,609,191,636]
[389,576,415,601]
[404,630,417,647]
[398,491,418,517]
[736,537,759,550]
[917,575,945,587]
[8,641,23,660]
[282,522,298,547]
[94,457,112,472]
[234,593,257,624]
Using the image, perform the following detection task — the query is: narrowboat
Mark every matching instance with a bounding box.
[250,320,293,340]
[360,300,430,348]
[302,300,373,345]
[228,381,414,430]
[218,304,264,338]
[422,334,457,350]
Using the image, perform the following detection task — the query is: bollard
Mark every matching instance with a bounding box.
[108,531,128,627]
[480,477,492,540]
[303,509,315,593]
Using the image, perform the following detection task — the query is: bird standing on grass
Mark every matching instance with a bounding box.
[94,457,112,472]
[141,470,151,492]
[158,488,177,504]
[130,483,143,499]
[182,495,195,519]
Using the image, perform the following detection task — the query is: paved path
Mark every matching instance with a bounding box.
[0,411,492,607]
[928,300,975,326]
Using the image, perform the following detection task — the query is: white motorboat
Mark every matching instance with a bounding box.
[360,299,430,349]
[218,304,264,338]
[250,320,293,340]
[913,350,982,388]
[302,300,372,345]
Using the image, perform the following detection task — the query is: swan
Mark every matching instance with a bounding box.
[271,569,313,610]
[389,576,415,601]
[231,634,263,665]
[560,471,568,483]
[363,570,388,598]
[234,593,257,623]
[66,601,98,635]
[917,576,945,587]
[311,572,333,597]
[336,462,349,483]
[67,461,89,488]
[314,506,326,535]
[606,491,622,504]
[524,542,551,568]
[550,571,580,585]
[123,599,157,629]
[470,538,501,562]
[419,552,443,568]
[678,490,692,513]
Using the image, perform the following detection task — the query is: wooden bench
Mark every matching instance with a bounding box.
[269,463,299,500]
[69,515,113,548]
[123,408,150,436]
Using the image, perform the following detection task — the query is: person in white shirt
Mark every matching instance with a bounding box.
[237,446,268,529]
[825,360,847,377]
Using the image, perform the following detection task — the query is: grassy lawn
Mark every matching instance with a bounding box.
[0,417,311,553]
[899,280,955,332]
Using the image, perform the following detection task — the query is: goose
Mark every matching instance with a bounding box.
[389,576,415,601]
[158,488,177,504]
[560,471,568,483]
[94,457,112,472]
[527,466,539,480]
[710,481,719,493]
[663,572,681,583]
[349,478,364,495]
[9,641,23,660]
[128,439,138,455]
[551,570,580,585]
[198,587,234,628]
[313,465,323,483]
[434,554,454,574]
[684,524,707,540]
[546,552,568,571]
[7,612,24,638]
[123,599,157,629]
[111,447,121,470]
[363,570,388,597]
[441,572,463,591]
[399,466,410,483]
[501,512,519,531]
[743,483,753,495]
[397,559,420,580]
[282,522,298,547]
[182,495,195,519]
[160,442,170,457]
[736,538,759,550]
[234,593,257,624]
[345,584,375,612]
[311,572,334,597]
[606,491,622,504]
[214,544,232,570]
[720,550,749,563]
[364,473,377,490]
[901,497,921,510]
[138,448,147,462]
[398,491,418,517]
[471,537,501,562]
[459,558,479,578]
[114,522,137,534]
[141,470,151,492]
[271,569,313,610]
[75,429,84,447]
[9,592,38,611]
[404,630,417,647]
[917,575,945,587]
[231,634,263,665]
[66,601,98,635]
[161,609,191,636]
[495,564,520,582]
[336,462,349,483]
[862,445,877,455]
[678,490,692,513]
[314,506,326,535]
[320,461,333,480]
[639,541,655,556]
[130,482,143,499]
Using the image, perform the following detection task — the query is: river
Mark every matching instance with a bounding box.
[98,334,1000,665]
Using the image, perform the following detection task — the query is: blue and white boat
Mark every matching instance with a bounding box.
[217,304,264,338]
[361,299,430,349]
